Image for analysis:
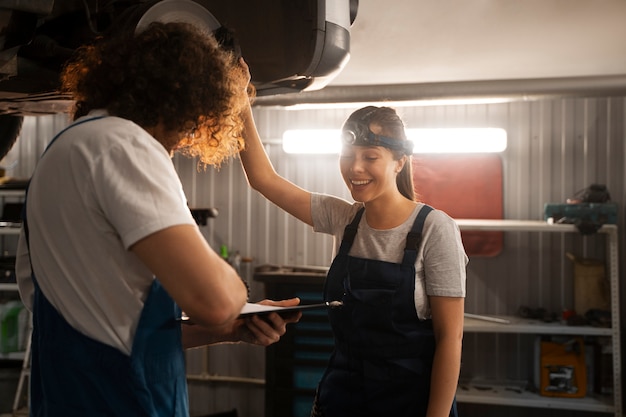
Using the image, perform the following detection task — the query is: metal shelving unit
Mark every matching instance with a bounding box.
[456,220,621,416]
[0,189,29,413]
[464,315,613,336]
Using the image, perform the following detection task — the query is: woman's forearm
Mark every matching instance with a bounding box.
[238,103,314,225]
[240,104,278,191]
[426,336,462,417]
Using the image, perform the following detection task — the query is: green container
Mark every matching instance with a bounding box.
[0,300,27,354]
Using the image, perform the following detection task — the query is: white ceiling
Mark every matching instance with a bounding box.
[330,0,626,87]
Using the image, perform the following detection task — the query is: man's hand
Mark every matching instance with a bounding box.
[238,298,302,346]
[182,297,301,349]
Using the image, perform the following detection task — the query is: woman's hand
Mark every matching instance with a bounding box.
[235,57,254,99]
[238,57,251,87]
[237,298,302,346]
[232,56,255,118]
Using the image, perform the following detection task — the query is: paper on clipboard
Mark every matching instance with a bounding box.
[238,301,342,317]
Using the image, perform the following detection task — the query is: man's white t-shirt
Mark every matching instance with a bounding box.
[16,110,196,355]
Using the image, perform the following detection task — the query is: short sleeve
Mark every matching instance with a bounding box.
[86,125,195,249]
[422,210,468,297]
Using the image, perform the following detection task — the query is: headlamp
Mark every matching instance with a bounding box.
[341,122,413,155]
[341,107,414,156]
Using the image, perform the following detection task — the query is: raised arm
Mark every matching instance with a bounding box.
[239,103,313,226]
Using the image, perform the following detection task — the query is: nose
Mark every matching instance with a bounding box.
[347,156,365,173]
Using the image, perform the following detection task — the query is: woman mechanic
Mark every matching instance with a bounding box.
[237,89,467,416]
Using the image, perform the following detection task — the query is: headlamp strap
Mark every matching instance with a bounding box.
[364,131,414,155]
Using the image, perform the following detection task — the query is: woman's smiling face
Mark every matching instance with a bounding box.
[339,143,404,203]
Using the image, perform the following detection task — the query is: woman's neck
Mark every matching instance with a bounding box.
[363,195,418,230]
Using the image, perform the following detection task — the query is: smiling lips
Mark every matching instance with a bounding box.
[351,179,372,186]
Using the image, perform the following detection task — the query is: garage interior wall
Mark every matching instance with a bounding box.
[8,95,626,417]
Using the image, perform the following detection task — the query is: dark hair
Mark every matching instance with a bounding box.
[344,106,416,201]
[61,21,251,167]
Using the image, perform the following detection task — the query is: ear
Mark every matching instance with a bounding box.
[395,155,407,173]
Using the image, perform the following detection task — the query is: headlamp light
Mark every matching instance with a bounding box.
[341,123,361,145]
[341,120,414,155]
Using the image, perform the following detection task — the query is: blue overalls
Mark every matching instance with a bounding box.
[23,117,189,417]
[314,205,458,417]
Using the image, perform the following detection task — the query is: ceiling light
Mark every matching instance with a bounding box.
[282,128,507,154]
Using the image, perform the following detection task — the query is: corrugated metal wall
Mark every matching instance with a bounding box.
[7,96,625,416]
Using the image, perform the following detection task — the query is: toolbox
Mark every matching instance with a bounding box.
[254,265,332,417]
[543,203,618,225]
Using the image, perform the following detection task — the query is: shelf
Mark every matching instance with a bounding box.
[457,384,614,413]
[464,315,612,336]
[0,351,25,361]
[0,189,26,198]
[0,283,18,291]
[456,219,617,234]
[0,226,21,235]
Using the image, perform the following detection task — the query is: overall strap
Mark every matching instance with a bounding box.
[337,207,365,255]
[44,116,106,154]
[22,116,106,250]
[402,204,434,265]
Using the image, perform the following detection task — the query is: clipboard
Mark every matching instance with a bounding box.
[179,301,342,324]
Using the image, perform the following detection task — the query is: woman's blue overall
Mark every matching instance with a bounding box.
[314,205,458,417]
[22,117,189,417]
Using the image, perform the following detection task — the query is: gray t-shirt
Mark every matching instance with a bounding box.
[312,193,467,319]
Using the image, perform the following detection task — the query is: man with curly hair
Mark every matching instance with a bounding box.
[15,21,297,417]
